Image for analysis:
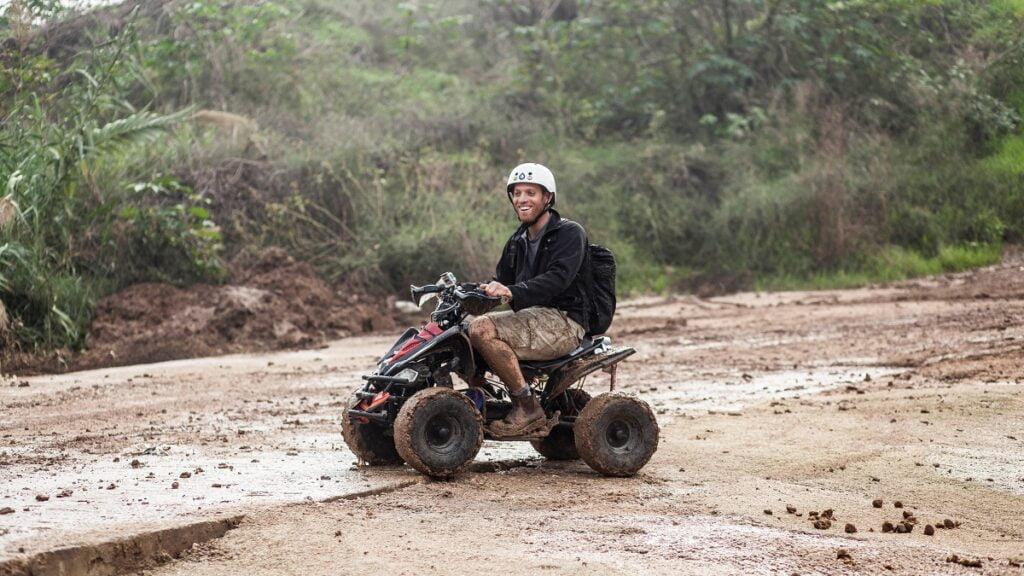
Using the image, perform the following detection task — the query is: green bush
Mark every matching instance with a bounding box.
[116,176,225,285]
[889,205,942,257]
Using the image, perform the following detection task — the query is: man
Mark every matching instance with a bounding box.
[469,163,589,437]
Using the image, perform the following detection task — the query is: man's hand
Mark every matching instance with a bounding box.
[479,281,512,304]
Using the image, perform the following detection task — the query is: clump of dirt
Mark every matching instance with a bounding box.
[73,248,398,371]
[947,554,983,568]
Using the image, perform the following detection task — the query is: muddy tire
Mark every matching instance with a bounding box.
[342,393,404,466]
[394,387,483,478]
[531,389,592,460]
[575,392,659,476]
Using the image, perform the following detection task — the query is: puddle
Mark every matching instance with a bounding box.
[0,429,543,556]
[0,434,394,552]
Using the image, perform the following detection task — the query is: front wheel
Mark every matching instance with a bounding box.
[394,387,483,478]
[342,392,404,466]
[575,392,659,477]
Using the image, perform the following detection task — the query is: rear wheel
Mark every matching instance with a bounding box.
[342,392,404,465]
[395,387,483,478]
[575,392,659,477]
[531,389,591,460]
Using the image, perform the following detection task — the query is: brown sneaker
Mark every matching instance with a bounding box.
[488,392,546,438]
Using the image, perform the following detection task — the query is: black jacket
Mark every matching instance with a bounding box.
[494,209,589,332]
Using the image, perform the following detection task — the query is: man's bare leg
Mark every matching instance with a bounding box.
[468,316,526,394]
[468,316,545,435]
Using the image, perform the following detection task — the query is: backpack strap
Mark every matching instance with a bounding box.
[581,241,595,335]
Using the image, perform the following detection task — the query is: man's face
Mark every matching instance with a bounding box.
[511,183,551,224]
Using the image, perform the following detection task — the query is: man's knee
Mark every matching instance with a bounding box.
[468,316,497,346]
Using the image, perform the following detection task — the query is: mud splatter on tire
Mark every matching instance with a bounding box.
[574,392,659,477]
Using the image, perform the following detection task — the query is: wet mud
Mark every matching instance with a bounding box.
[3,256,1024,574]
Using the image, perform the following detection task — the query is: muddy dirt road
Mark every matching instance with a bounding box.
[3,259,1024,575]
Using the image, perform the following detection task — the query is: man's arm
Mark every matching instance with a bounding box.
[479,236,517,302]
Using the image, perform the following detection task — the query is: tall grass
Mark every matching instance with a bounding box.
[140,0,1024,276]
[758,244,1003,292]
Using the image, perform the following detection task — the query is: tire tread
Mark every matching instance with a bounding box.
[394,387,483,478]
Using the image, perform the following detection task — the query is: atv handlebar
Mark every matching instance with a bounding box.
[410,283,445,303]
[410,273,501,317]
[454,284,501,316]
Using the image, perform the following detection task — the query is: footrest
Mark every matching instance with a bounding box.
[486,411,561,441]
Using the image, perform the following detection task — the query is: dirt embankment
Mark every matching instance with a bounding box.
[76,248,399,371]
[2,248,400,374]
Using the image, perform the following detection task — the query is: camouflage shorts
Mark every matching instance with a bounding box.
[484,307,584,361]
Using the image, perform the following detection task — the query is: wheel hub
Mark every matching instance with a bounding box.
[606,418,636,451]
[426,415,459,452]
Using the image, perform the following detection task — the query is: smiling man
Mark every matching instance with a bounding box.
[470,163,589,437]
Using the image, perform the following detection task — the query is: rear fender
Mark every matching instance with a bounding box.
[542,347,636,400]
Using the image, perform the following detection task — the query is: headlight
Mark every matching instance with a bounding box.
[395,368,420,384]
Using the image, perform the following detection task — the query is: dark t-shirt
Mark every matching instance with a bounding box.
[524,233,543,275]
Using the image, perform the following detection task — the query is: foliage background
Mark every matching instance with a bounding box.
[1,0,1023,350]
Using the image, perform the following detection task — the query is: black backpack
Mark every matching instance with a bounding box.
[583,243,616,335]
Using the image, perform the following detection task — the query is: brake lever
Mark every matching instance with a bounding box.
[410,283,444,308]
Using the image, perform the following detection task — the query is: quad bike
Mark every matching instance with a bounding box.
[342,272,659,478]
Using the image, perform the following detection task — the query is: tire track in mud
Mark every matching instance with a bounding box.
[0,473,441,576]
[0,516,244,576]
[320,479,421,502]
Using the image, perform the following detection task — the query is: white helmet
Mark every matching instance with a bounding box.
[506,163,556,206]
